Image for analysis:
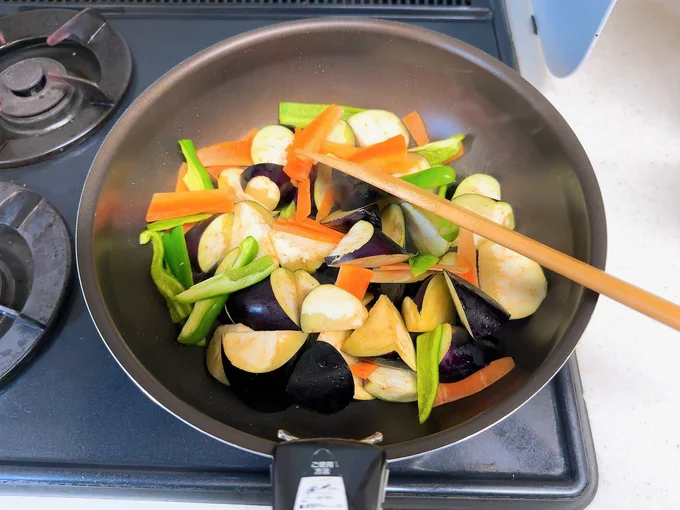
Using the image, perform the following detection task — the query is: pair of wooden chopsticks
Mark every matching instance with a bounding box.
[300,151,680,332]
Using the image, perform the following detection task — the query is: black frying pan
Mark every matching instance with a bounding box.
[76,18,606,507]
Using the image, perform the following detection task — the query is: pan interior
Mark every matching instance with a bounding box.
[84,22,600,455]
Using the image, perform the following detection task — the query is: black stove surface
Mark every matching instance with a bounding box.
[0,3,597,509]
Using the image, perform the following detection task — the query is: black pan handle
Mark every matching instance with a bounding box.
[272,429,388,510]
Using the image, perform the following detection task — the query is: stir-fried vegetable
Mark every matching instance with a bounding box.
[142,101,545,421]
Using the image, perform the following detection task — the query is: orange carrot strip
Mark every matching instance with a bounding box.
[378,264,412,271]
[284,105,344,181]
[434,357,515,407]
[295,178,312,221]
[298,218,345,239]
[182,222,196,234]
[196,129,257,167]
[315,185,335,222]
[335,265,373,300]
[348,135,407,163]
[146,190,234,222]
[456,228,478,286]
[444,144,465,164]
[402,111,430,146]
[350,362,378,380]
[320,140,361,160]
[272,219,343,244]
[175,163,189,192]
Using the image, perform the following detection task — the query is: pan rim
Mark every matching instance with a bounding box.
[76,17,607,461]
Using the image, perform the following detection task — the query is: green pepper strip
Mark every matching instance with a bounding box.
[177,237,259,345]
[162,226,193,289]
[179,139,215,191]
[409,254,439,277]
[408,134,465,166]
[175,255,276,304]
[278,201,296,219]
[400,165,456,190]
[417,324,443,424]
[139,230,192,323]
[438,185,448,198]
[278,102,364,128]
[146,213,212,232]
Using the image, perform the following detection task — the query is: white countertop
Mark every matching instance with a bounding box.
[3,0,679,508]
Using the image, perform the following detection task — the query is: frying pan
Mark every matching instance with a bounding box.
[76,18,607,507]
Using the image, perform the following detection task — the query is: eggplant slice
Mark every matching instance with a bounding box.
[241,162,296,204]
[321,203,382,233]
[325,220,408,267]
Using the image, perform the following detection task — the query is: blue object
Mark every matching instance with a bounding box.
[532,0,617,77]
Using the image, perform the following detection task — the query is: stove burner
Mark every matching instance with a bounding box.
[0,182,71,383]
[0,8,131,168]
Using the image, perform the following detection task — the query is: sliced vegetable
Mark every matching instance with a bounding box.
[279,102,363,128]
[295,178,312,221]
[162,226,193,289]
[293,270,320,307]
[227,267,299,331]
[416,324,443,423]
[434,357,515,407]
[325,220,409,267]
[287,341,354,414]
[347,135,409,174]
[222,328,307,373]
[146,190,234,222]
[451,194,515,248]
[283,104,344,181]
[477,242,548,319]
[184,213,234,273]
[409,254,438,277]
[206,323,254,386]
[380,204,406,248]
[317,331,374,401]
[371,269,433,284]
[279,201,296,219]
[400,273,456,332]
[326,119,356,145]
[229,201,278,264]
[409,134,465,166]
[313,163,334,221]
[139,230,192,323]
[217,167,251,203]
[456,227,478,285]
[147,213,212,232]
[175,163,189,192]
[321,203,381,233]
[364,365,417,402]
[179,139,215,191]
[176,255,276,303]
[453,174,501,200]
[392,153,431,178]
[241,163,296,204]
[438,185,447,198]
[197,132,255,167]
[400,203,450,257]
[417,207,459,243]
[347,109,410,147]
[312,264,340,285]
[270,229,338,272]
[343,294,416,371]
[335,265,373,300]
[244,176,281,211]
[320,140,361,160]
[443,271,510,339]
[401,165,456,190]
[250,125,294,166]
[332,170,385,210]
[402,111,430,146]
[300,284,368,333]
[439,325,499,383]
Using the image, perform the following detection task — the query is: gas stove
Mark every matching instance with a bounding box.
[0,3,597,509]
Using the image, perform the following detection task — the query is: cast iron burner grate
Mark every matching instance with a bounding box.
[0,181,71,382]
[0,8,131,167]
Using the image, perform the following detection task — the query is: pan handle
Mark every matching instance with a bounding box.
[272,430,388,510]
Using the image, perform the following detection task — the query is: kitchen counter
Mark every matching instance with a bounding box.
[2,0,679,508]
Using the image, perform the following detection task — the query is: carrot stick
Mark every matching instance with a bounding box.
[196,129,257,167]
[456,227,478,286]
[146,190,234,222]
[402,111,430,146]
[284,105,344,181]
[350,362,378,380]
[348,135,407,163]
[295,178,312,221]
[315,185,335,222]
[378,263,470,274]
[434,357,515,407]
[297,218,345,238]
[182,223,196,233]
[320,140,361,160]
[175,163,189,192]
[272,221,343,244]
[335,265,373,300]
[444,144,465,164]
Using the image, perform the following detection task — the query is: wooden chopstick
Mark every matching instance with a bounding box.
[299,150,680,332]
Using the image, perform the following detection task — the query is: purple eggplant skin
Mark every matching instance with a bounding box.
[226,278,299,331]
[184,214,217,271]
[221,341,301,412]
[332,171,386,210]
[412,274,436,312]
[325,222,408,267]
[287,341,354,414]
[438,326,498,383]
[241,163,296,204]
[313,264,340,285]
[320,203,382,234]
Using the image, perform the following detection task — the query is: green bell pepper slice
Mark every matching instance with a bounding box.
[278,201,297,219]
[179,139,214,191]
[417,324,443,424]
[400,165,456,190]
[146,213,212,232]
[162,226,193,289]
[278,102,364,128]
[139,230,192,323]
[409,134,465,166]
[409,254,439,277]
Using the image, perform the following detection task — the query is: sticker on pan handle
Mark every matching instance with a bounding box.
[293,476,349,510]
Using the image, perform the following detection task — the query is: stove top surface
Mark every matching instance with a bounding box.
[0,3,597,509]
